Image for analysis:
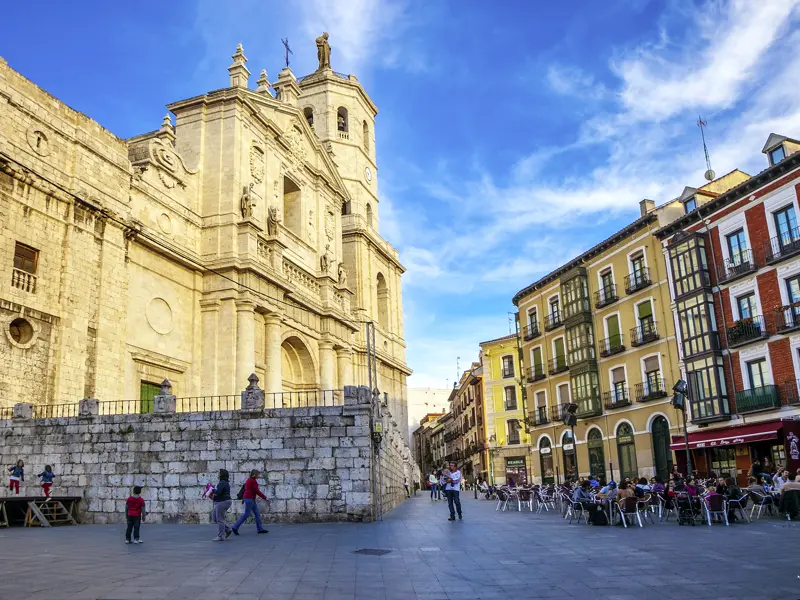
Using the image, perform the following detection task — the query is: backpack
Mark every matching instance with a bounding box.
[236,484,246,501]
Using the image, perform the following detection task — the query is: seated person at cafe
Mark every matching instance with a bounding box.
[616,481,635,505]
[572,480,600,524]
[684,477,699,497]
[746,476,775,510]
[773,469,790,490]
[599,481,617,499]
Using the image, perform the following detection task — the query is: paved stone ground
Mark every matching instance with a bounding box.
[1,493,799,600]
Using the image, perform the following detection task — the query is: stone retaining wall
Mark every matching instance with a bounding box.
[0,401,382,523]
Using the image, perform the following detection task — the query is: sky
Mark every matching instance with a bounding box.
[3,0,800,389]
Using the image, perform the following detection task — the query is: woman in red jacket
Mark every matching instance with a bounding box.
[231,469,269,535]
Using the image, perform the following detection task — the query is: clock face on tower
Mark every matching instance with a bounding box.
[364,166,372,183]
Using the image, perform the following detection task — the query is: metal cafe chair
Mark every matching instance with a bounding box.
[749,490,774,520]
[619,497,643,528]
[727,494,750,523]
[704,494,729,526]
[565,498,587,524]
[535,488,555,513]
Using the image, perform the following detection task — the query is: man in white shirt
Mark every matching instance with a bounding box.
[443,461,463,521]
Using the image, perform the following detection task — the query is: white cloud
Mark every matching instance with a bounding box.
[546,65,608,100]
[614,0,800,121]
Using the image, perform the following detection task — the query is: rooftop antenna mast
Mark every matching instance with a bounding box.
[697,116,715,182]
[456,356,461,385]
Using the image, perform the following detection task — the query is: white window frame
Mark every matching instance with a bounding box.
[503,385,518,411]
[597,264,615,293]
[527,307,538,329]
[547,293,561,317]
[729,279,762,321]
[501,354,515,378]
[778,263,800,306]
[551,335,566,359]
[607,363,628,389]
[602,311,623,340]
[737,344,773,390]
[763,186,800,242]
[530,344,544,368]
[627,246,649,276]
[640,352,663,385]
[716,212,752,267]
[534,389,548,411]
[556,382,571,406]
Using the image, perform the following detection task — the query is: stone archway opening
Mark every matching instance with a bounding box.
[281,336,317,405]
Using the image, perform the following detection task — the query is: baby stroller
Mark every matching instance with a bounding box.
[675,492,697,526]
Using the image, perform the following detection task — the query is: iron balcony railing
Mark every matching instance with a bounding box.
[598,334,625,357]
[522,323,541,341]
[735,385,782,414]
[526,364,546,383]
[548,356,568,375]
[544,311,563,331]
[630,319,659,347]
[625,267,652,294]
[602,388,631,409]
[776,305,800,333]
[635,377,668,402]
[719,249,757,284]
[550,403,568,422]
[594,284,618,308]
[533,406,550,425]
[727,315,768,348]
[766,226,800,264]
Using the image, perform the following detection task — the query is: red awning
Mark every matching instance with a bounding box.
[670,421,782,450]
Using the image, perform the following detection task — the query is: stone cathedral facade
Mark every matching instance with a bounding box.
[0,39,411,435]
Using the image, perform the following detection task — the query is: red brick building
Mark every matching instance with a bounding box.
[656,134,800,485]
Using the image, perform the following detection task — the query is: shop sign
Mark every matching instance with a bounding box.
[696,436,745,448]
[617,433,634,444]
[540,446,552,455]
[563,443,574,451]
[788,432,799,461]
[506,457,526,468]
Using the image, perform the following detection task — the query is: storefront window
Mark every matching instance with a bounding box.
[771,444,786,467]
[710,447,736,476]
[505,456,528,485]
[562,431,577,482]
[587,428,606,481]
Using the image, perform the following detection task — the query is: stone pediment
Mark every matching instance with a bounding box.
[128,134,197,191]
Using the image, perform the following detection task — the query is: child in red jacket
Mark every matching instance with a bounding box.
[125,486,146,544]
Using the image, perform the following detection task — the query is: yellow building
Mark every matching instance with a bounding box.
[479,334,530,485]
[513,204,685,484]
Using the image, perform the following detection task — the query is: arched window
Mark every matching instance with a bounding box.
[587,428,606,482]
[303,107,314,128]
[616,422,638,480]
[539,437,554,484]
[651,416,672,480]
[562,430,576,483]
[337,107,348,132]
[366,203,373,228]
[362,120,370,151]
[377,273,389,330]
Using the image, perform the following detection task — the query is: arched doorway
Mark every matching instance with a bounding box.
[281,335,317,406]
[616,422,638,480]
[539,437,554,484]
[651,416,672,480]
[562,430,577,482]
[587,428,606,482]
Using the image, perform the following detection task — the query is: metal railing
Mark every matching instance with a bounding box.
[602,389,631,409]
[720,249,757,284]
[548,356,568,375]
[521,323,541,341]
[625,267,652,294]
[634,377,668,402]
[735,385,782,414]
[598,334,625,357]
[11,268,37,293]
[0,406,13,420]
[550,403,567,422]
[630,319,659,347]
[526,364,546,383]
[776,305,800,333]
[544,312,563,331]
[594,284,618,308]
[727,315,768,347]
[533,406,549,425]
[766,226,800,264]
[32,404,80,419]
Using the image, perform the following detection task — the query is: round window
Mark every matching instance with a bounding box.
[10,318,34,344]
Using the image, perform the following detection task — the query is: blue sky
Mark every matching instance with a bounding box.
[4,1,800,389]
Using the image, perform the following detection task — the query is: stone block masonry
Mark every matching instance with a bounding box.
[0,404,383,524]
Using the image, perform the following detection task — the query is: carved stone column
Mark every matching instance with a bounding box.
[319,340,336,391]
[236,299,256,390]
[264,313,283,395]
[336,347,353,389]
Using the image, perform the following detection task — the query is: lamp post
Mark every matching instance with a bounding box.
[672,379,693,479]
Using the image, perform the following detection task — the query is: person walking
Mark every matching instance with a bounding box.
[443,461,463,521]
[403,476,410,498]
[125,486,146,544]
[211,469,233,541]
[428,472,438,501]
[231,469,269,536]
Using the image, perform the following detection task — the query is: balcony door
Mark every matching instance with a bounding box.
[726,229,747,266]
[786,276,800,321]
[606,314,621,349]
[651,416,672,480]
[737,293,756,320]
[746,359,767,390]
[539,438,554,484]
[587,428,606,481]
[616,423,638,480]
[774,204,798,248]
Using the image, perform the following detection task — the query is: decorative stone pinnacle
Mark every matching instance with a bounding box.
[256,69,270,93]
[161,113,171,128]
[228,43,250,88]
[159,378,172,395]
[247,372,260,389]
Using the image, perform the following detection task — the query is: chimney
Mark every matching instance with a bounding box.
[639,199,656,217]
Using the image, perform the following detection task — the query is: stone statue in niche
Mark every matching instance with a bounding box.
[240,183,255,219]
[307,210,316,243]
[325,209,335,242]
[267,206,281,236]
[337,262,348,287]
[316,32,331,70]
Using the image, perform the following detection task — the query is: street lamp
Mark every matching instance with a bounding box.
[671,379,693,479]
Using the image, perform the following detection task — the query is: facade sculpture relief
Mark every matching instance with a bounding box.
[316,32,331,70]
[240,183,255,218]
[267,206,281,236]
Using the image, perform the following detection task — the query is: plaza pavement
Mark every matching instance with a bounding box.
[1,492,799,600]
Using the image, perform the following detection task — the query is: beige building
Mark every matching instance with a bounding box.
[0,38,410,431]
[479,335,530,485]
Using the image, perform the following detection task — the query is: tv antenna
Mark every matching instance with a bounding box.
[456,356,461,383]
[697,116,715,182]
